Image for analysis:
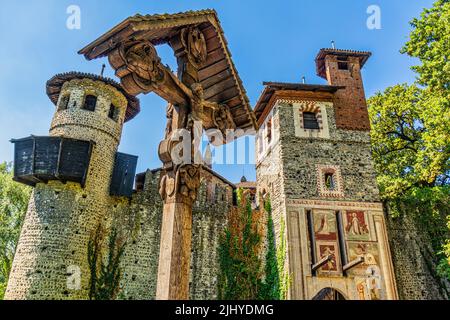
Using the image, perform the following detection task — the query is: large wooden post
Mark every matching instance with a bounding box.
[156,191,195,299]
[156,100,201,299]
[79,17,248,299]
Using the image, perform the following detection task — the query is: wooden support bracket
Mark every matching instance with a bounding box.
[343,256,365,272]
[312,254,333,273]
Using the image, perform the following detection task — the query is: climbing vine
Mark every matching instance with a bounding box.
[218,189,264,300]
[218,191,290,300]
[88,224,126,300]
[259,197,290,300]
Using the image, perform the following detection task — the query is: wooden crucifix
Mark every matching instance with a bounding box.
[79,10,257,300]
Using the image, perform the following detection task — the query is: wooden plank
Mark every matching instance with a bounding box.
[200,24,217,40]
[233,114,251,125]
[85,25,136,60]
[226,96,242,109]
[343,257,364,272]
[312,255,333,272]
[201,69,232,89]
[203,77,236,100]
[230,107,248,118]
[205,36,221,53]
[203,48,225,69]
[206,85,238,103]
[198,59,228,80]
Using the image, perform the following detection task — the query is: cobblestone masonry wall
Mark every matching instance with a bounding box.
[386,207,450,300]
[112,170,163,300]
[5,78,128,300]
[277,102,380,202]
[113,167,233,300]
[256,106,287,245]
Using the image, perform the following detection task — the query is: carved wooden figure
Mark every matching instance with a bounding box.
[79,10,257,300]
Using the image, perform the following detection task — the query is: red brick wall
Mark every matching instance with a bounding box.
[325,56,371,131]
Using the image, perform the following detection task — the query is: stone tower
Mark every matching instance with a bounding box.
[5,72,140,299]
[254,48,398,300]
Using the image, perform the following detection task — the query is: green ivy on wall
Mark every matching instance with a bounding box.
[218,191,290,300]
[88,224,126,300]
[259,198,290,300]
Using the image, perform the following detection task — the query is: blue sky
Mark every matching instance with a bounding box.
[0,0,434,183]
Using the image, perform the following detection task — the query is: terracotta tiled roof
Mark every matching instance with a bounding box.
[46,72,140,122]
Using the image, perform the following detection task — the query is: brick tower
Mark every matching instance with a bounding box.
[5,72,140,299]
[254,48,398,300]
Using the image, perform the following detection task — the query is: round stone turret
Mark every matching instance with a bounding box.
[5,72,139,300]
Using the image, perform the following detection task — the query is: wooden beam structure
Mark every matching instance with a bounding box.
[79,9,257,300]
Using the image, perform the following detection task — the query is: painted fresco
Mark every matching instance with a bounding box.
[313,211,340,276]
[354,266,383,300]
[316,242,340,274]
[347,242,385,300]
[314,210,337,241]
[344,211,370,241]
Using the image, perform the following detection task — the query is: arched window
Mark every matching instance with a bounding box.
[58,94,70,111]
[83,95,97,112]
[108,104,119,122]
[324,171,336,190]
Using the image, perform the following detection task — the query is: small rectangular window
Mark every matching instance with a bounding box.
[108,104,119,122]
[83,95,97,112]
[303,112,320,130]
[337,56,349,70]
[338,62,349,70]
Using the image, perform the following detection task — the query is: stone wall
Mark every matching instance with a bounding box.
[386,206,450,300]
[276,101,380,203]
[115,167,233,300]
[256,105,287,243]
[5,78,128,300]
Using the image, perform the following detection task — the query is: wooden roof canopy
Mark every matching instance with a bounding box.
[316,48,372,79]
[78,9,257,132]
[254,82,344,124]
[46,72,141,122]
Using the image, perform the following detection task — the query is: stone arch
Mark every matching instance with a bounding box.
[312,287,347,300]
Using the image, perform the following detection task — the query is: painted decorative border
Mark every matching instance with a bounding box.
[316,165,345,198]
[286,199,384,211]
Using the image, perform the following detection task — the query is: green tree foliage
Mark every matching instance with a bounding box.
[0,162,31,299]
[88,224,126,300]
[401,0,450,92]
[368,0,450,280]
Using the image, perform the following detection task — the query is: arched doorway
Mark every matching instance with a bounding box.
[312,288,346,300]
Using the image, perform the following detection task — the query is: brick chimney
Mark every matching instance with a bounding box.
[316,48,372,131]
